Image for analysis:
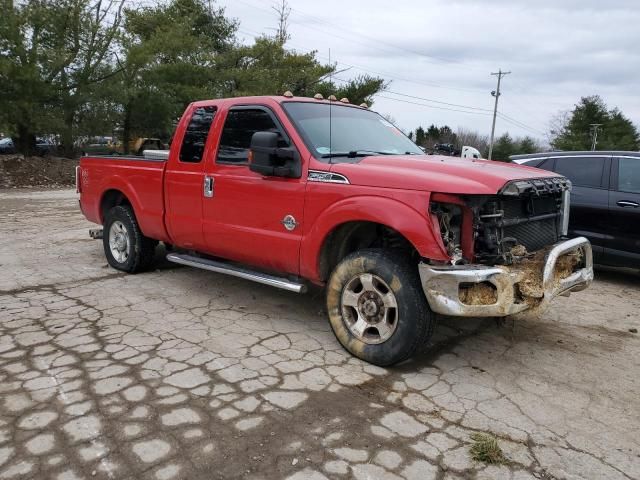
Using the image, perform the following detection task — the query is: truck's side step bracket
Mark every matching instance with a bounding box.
[166,253,307,294]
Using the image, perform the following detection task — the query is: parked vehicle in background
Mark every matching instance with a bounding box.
[81,137,117,156]
[427,144,482,159]
[432,143,458,156]
[0,137,55,155]
[35,138,57,156]
[81,137,167,156]
[77,94,593,366]
[0,138,16,154]
[130,138,166,155]
[510,151,640,268]
[461,146,481,159]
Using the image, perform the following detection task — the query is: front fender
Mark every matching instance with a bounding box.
[300,194,449,283]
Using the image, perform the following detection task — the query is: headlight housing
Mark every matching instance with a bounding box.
[499,177,571,196]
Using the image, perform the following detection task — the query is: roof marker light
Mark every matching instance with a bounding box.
[313,93,324,100]
[360,102,368,108]
[283,91,294,98]
[339,97,349,103]
[328,94,337,101]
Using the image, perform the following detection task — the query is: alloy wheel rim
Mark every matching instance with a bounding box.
[109,221,130,264]
[341,273,399,344]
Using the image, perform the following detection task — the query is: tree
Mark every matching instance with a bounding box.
[487,133,516,161]
[426,124,439,145]
[218,37,331,98]
[414,126,426,146]
[455,128,488,155]
[115,0,237,151]
[0,0,124,155]
[550,95,639,151]
[316,74,387,106]
[437,125,457,144]
[421,124,457,148]
[1,0,72,153]
[56,0,124,156]
[0,0,386,156]
[517,136,539,154]
[272,0,291,46]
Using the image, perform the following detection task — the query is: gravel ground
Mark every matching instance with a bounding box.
[0,188,639,480]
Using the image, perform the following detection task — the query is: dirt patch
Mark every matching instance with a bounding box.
[459,282,498,305]
[0,154,78,188]
[510,245,583,304]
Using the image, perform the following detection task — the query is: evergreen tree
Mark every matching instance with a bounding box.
[550,96,639,151]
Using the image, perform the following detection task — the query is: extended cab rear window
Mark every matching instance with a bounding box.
[180,106,216,163]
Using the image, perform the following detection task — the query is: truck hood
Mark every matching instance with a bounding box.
[330,155,559,194]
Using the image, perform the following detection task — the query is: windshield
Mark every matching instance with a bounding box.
[283,102,423,161]
[0,138,12,145]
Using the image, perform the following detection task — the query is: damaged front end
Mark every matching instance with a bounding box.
[421,178,593,317]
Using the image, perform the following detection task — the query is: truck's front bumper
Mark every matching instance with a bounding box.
[418,237,594,317]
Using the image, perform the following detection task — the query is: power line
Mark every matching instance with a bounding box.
[375,95,494,117]
[329,76,492,116]
[496,112,546,136]
[383,90,493,112]
[236,10,545,138]
[315,56,487,94]
[234,0,486,71]
[500,78,557,131]
[231,1,489,94]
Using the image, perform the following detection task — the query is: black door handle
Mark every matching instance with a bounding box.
[617,200,639,208]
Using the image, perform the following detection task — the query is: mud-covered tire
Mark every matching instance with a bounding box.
[326,249,435,366]
[103,205,157,273]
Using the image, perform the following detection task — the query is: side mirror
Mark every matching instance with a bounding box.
[249,131,301,178]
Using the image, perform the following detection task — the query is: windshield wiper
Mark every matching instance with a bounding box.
[321,150,394,159]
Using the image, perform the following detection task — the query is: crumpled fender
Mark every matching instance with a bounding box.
[300,194,449,283]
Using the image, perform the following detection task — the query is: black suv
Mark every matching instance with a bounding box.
[510,151,640,269]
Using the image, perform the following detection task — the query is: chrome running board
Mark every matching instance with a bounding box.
[166,253,307,294]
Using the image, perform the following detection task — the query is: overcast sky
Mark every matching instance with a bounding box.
[218,0,640,142]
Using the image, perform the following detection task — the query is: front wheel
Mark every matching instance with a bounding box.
[103,205,157,273]
[326,249,436,366]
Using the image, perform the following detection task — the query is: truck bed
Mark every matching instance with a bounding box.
[78,155,169,242]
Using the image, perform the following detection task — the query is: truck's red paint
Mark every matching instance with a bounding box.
[78,95,559,285]
[331,154,554,194]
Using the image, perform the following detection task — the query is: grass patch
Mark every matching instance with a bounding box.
[469,432,507,465]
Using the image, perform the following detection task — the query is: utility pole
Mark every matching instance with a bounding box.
[590,124,602,151]
[487,69,511,161]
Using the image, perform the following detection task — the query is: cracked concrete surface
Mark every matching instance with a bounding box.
[0,188,639,480]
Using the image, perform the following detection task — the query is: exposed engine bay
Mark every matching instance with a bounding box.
[431,177,571,266]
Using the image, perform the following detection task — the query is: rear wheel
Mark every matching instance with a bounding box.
[326,249,435,366]
[103,205,156,273]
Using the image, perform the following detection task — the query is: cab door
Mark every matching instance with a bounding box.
[201,105,306,275]
[606,156,640,267]
[164,104,216,250]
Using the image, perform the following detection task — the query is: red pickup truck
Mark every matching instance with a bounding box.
[78,94,593,366]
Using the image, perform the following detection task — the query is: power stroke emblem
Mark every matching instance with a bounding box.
[281,215,298,231]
